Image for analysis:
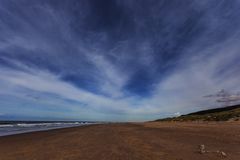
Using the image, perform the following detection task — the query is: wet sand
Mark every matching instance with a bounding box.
[0,122,239,160]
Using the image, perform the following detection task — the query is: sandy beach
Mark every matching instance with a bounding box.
[0,122,239,160]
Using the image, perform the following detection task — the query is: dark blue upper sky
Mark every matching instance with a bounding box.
[0,0,240,121]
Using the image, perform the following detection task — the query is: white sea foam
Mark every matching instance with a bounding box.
[0,122,96,136]
[0,124,14,127]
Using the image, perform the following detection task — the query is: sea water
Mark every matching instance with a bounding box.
[0,121,94,136]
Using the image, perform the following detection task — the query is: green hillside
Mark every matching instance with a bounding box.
[156,104,240,121]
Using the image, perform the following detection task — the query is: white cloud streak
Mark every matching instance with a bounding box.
[1,1,240,121]
[142,34,240,114]
[1,33,240,121]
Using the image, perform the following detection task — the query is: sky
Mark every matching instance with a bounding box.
[0,0,240,121]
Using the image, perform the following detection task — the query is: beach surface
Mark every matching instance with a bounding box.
[0,122,239,160]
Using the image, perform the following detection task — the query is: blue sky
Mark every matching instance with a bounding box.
[0,0,240,121]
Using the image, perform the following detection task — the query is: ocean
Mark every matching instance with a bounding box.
[0,121,95,136]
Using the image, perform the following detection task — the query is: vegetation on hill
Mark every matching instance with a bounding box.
[156,104,240,121]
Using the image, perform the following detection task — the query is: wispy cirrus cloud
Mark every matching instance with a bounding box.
[0,0,240,121]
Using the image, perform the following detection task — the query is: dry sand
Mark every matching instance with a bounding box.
[0,122,239,160]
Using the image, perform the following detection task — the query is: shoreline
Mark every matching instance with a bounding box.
[0,123,98,137]
[0,122,239,160]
